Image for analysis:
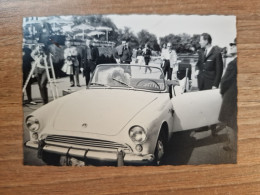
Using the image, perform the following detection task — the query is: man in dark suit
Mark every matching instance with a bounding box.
[143,43,152,73]
[81,38,99,87]
[195,33,223,90]
[114,39,132,64]
[113,39,132,75]
[219,38,237,152]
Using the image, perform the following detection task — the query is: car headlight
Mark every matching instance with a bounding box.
[129,126,147,143]
[26,116,40,132]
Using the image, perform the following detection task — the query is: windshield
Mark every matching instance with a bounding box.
[90,64,166,92]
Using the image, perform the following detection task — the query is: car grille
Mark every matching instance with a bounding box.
[45,135,131,152]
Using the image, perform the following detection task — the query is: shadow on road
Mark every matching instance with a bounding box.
[162,129,231,165]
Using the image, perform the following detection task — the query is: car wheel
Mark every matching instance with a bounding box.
[42,151,60,166]
[154,131,166,165]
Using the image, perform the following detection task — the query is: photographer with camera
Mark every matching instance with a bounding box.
[62,40,80,87]
[22,46,37,105]
[31,44,50,104]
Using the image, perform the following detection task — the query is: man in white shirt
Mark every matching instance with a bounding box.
[161,42,178,80]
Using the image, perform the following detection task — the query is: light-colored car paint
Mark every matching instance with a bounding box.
[25,65,222,165]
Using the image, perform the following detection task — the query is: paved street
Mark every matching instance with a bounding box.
[23,62,236,166]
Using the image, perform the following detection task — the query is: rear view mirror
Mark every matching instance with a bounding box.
[166,80,179,99]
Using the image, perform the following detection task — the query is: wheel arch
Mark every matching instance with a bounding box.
[152,121,169,165]
[159,121,169,142]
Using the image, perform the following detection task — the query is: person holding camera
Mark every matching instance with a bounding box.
[31,44,50,104]
[22,47,37,105]
[62,40,80,87]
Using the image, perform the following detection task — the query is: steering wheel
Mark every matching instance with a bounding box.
[136,79,161,90]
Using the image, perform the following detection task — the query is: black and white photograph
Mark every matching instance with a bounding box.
[23,14,237,166]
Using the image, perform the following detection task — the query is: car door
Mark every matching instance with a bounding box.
[171,87,222,132]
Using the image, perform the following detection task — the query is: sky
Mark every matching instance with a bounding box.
[107,14,236,47]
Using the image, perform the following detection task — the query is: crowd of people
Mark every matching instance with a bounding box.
[22,33,102,105]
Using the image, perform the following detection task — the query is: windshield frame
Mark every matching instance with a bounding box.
[89,64,167,93]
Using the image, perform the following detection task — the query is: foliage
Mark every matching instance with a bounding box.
[137,30,160,51]
[85,15,119,42]
[70,16,161,53]
[116,27,139,49]
[160,33,201,53]
[32,15,203,55]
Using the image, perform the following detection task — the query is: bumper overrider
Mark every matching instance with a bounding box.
[25,140,154,166]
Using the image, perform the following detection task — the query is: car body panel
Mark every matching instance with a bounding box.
[53,89,160,136]
[171,88,222,132]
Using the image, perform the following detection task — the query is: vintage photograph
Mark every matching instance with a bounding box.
[23,14,237,166]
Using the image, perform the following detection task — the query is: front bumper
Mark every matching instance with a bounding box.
[25,141,154,165]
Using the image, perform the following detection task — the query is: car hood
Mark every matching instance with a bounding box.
[53,89,159,136]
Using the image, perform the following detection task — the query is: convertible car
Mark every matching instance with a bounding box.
[25,64,222,166]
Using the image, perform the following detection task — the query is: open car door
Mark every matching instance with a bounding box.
[171,87,222,132]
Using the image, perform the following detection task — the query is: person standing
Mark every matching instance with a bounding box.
[161,42,178,80]
[195,33,224,136]
[160,43,167,69]
[22,47,37,105]
[219,38,237,151]
[114,40,132,75]
[114,40,132,64]
[161,43,167,54]
[70,44,80,87]
[62,40,80,87]
[38,22,53,57]
[195,33,223,90]
[136,46,144,65]
[143,43,152,73]
[31,44,49,104]
[81,38,99,87]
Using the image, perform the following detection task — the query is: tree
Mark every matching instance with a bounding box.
[190,34,201,50]
[160,33,201,53]
[85,15,119,42]
[116,27,139,49]
[137,30,159,51]
[159,34,181,50]
[71,15,119,43]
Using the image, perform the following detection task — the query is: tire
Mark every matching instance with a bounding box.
[42,151,60,166]
[154,130,166,165]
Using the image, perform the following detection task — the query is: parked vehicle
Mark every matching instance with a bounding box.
[25,64,222,166]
